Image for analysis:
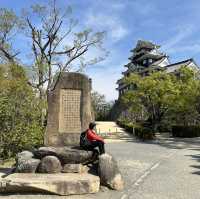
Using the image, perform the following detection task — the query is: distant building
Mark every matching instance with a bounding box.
[117,40,199,97]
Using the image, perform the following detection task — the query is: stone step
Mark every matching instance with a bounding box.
[0,173,100,196]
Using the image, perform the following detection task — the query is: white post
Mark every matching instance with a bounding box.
[132,127,135,136]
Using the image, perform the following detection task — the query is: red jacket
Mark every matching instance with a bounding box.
[86,129,104,143]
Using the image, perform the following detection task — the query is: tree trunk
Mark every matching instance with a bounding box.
[152,122,158,135]
[39,87,47,127]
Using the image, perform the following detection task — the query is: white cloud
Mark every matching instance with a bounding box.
[161,25,195,53]
[86,58,126,101]
[166,44,200,55]
[110,2,126,11]
[85,13,128,42]
[130,1,156,16]
[182,44,200,54]
[160,24,200,58]
[111,25,128,42]
[80,1,130,101]
[88,66,123,101]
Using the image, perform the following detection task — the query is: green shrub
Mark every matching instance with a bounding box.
[116,120,134,133]
[124,123,133,133]
[116,120,154,140]
[172,125,200,137]
[135,127,154,140]
[0,64,44,159]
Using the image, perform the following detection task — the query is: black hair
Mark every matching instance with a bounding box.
[89,122,96,130]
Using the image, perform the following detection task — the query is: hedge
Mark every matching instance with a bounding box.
[116,120,154,140]
[172,125,200,138]
[116,120,134,133]
[135,127,154,140]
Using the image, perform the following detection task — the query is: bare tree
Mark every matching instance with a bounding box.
[0,1,107,100]
[24,0,107,100]
[0,1,107,124]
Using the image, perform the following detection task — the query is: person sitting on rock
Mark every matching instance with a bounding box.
[86,122,105,155]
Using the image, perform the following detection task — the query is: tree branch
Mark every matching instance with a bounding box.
[50,47,88,91]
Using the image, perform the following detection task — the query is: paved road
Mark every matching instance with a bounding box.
[95,121,126,134]
[2,122,200,199]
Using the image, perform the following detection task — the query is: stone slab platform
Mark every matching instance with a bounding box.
[0,173,100,196]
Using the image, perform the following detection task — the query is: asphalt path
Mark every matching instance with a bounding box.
[2,123,200,199]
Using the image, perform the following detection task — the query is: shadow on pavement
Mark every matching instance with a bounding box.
[184,150,200,176]
[0,167,14,178]
[154,137,200,149]
[117,131,200,150]
[103,122,199,149]
[101,122,200,150]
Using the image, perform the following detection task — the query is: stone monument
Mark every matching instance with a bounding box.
[0,72,124,196]
[44,72,92,146]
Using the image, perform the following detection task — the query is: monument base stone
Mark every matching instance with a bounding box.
[0,173,100,196]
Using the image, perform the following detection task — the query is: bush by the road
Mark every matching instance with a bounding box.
[134,127,154,140]
[116,120,133,133]
[116,120,154,140]
[172,125,200,138]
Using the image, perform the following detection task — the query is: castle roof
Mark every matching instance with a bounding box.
[165,58,199,73]
[150,56,169,67]
[131,40,160,52]
[133,52,165,62]
[166,58,193,68]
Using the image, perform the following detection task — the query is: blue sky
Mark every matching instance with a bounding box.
[1,0,200,101]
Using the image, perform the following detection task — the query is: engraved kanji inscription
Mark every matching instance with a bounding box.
[59,89,81,133]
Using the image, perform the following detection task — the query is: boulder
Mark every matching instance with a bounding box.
[98,153,124,190]
[58,148,93,164]
[34,147,94,164]
[16,151,34,163]
[15,158,40,173]
[62,164,88,173]
[0,173,100,195]
[33,147,57,159]
[38,156,62,173]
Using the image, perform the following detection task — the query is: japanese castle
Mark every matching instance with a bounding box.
[117,40,199,97]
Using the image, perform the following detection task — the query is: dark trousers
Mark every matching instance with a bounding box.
[88,141,105,155]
